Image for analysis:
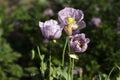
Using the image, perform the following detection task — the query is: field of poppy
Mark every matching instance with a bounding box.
[0,0,120,80]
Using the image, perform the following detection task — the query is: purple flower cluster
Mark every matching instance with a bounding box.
[43,8,54,16]
[90,17,101,27]
[39,7,90,53]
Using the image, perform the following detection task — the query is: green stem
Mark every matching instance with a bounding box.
[37,46,41,59]
[116,64,120,70]
[68,58,72,80]
[98,73,102,80]
[49,41,52,80]
[37,46,44,79]
[71,59,74,80]
[107,67,115,80]
[49,53,51,80]
[62,36,69,66]
[68,37,71,80]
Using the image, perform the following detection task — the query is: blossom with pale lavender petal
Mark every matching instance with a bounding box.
[43,8,54,16]
[43,39,50,44]
[58,7,86,35]
[117,17,120,27]
[69,33,90,53]
[90,17,101,27]
[39,19,63,40]
[73,68,83,77]
[116,31,120,35]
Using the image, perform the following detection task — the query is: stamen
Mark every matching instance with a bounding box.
[75,40,84,47]
[67,17,78,30]
[68,17,75,23]
[69,23,78,30]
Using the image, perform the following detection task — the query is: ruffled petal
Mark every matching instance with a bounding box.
[69,33,90,53]
[58,7,84,26]
[75,45,82,52]
[77,21,86,30]
[39,21,46,37]
[81,44,88,52]
[73,9,84,21]
[53,27,63,39]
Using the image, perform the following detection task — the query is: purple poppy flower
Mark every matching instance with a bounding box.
[58,7,86,35]
[43,8,54,16]
[117,17,120,27]
[73,69,78,75]
[43,39,50,44]
[39,19,63,40]
[117,31,120,35]
[90,17,101,27]
[69,33,90,53]
[73,67,83,77]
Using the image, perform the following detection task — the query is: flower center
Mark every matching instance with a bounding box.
[75,40,84,48]
[67,17,78,30]
[68,17,75,23]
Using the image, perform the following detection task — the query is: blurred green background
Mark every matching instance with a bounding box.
[0,0,120,80]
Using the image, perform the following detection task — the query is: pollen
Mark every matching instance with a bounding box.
[68,17,75,23]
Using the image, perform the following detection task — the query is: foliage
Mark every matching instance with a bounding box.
[0,27,23,80]
[0,0,120,80]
